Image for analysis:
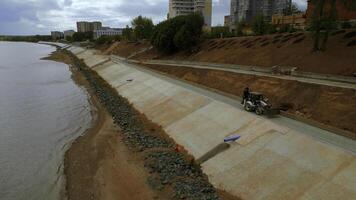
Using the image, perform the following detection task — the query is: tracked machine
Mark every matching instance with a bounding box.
[243,92,280,115]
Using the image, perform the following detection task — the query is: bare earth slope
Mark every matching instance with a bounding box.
[125,30,356,76]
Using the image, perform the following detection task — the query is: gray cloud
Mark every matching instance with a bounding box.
[0,0,307,35]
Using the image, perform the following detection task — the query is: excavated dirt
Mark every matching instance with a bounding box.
[101,41,151,57]
[107,30,356,76]
[141,64,356,136]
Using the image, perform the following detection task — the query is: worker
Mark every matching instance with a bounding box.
[242,87,250,104]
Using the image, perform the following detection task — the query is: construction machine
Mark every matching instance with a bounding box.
[243,92,280,115]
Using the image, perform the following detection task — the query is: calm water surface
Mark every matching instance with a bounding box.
[0,42,92,200]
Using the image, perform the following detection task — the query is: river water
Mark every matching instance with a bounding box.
[0,42,92,200]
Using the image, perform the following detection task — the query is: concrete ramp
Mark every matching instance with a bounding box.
[79,50,356,200]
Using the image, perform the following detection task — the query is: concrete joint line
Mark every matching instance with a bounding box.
[90,58,111,69]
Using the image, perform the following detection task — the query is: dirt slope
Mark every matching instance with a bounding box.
[127,30,356,76]
[102,41,151,57]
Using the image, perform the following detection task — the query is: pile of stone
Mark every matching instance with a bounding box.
[67,50,221,200]
[147,151,219,199]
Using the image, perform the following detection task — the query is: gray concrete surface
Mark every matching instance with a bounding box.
[72,48,356,200]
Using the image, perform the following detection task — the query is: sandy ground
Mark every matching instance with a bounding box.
[47,51,165,200]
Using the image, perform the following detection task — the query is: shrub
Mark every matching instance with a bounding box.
[72,32,93,42]
[204,26,233,39]
[341,21,352,29]
[267,24,278,34]
[95,36,112,45]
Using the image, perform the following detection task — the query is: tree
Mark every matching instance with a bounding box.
[252,14,267,35]
[343,0,356,10]
[151,16,186,53]
[151,13,204,53]
[122,25,135,41]
[283,2,302,15]
[236,19,247,36]
[309,0,338,51]
[131,16,154,40]
[173,13,205,50]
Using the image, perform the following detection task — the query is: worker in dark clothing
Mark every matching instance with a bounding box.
[242,87,250,104]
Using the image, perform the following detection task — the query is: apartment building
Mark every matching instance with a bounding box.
[76,21,102,32]
[94,28,123,39]
[224,15,231,27]
[168,0,212,27]
[230,0,291,27]
[63,30,75,40]
[272,13,306,29]
[51,31,64,40]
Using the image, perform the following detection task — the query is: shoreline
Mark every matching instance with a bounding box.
[46,51,164,199]
[47,49,239,200]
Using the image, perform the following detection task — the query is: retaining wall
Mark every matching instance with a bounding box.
[70,47,356,200]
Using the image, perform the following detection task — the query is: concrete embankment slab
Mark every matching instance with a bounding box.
[80,50,356,200]
[76,50,109,68]
[68,46,85,55]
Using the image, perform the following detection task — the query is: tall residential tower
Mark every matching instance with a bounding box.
[168,0,212,27]
[230,0,291,28]
[76,21,102,32]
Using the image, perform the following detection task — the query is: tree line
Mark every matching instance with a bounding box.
[92,13,205,54]
[74,0,356,53]
[0,35,52,42]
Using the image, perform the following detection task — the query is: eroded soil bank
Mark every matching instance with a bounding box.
[49,49,239,200]
[105,30,356,76]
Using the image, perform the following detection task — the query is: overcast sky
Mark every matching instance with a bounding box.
[0,0,307,35]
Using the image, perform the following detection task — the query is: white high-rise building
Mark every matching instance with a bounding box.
[168,0,212,27]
